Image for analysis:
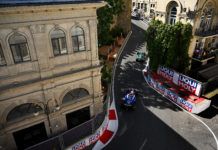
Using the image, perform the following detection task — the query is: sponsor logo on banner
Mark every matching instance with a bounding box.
[177,97,193,112]
[178,75,202,96]
[157,66,174,81]
[147,75,156,88]
[71,113,109,150]
[165,89,178,102]
[156,83,165,94]
[89,130,101,145]
[72,140,86,150]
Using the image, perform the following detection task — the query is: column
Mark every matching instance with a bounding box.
[88,19,99,66]
[30,24,53,79]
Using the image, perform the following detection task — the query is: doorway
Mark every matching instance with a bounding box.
[66,107,90,129]
[13,122,47,150]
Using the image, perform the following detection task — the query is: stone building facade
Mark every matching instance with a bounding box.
[189,0,218,60]
[154,0,198,25]
[188,0,218,98]
[0,0,106,149]
[132,0,157,19]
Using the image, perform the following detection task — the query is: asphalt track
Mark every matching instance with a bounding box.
[103,22,217,150]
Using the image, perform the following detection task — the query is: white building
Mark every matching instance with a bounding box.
[132,0,157,19]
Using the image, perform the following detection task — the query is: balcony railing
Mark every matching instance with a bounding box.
[195,26,218,37]
[192,49,217,61]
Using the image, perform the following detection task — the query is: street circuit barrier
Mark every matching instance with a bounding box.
[143,68,211,114]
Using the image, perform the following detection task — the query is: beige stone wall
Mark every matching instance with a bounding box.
[155,0,197,25]
[0,2,105,149]
[188,0,218,58]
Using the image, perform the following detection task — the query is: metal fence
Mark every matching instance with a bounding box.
[26,98,108,150]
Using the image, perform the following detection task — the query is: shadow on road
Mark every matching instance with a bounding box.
[116,59,181,112]
[104,23,198,150]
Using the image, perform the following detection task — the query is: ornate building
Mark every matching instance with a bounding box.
[189,0,218,61]
[154,0,198,25]
[0,0,105,149]
[189,0,218,99]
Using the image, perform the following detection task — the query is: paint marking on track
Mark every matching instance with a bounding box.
[212,105,218,110]
[118,123,127,137]
[143,84,218,150]
[138,138,148,150]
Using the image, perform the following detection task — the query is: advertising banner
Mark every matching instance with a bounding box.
[147,74,157,88]
[70,117,109,150]
[157,66,174,81]
[157,65,202,96]
[177,97,193,112]
[178,74,202,96]
[165,89,178,102]
[156,83,165,94]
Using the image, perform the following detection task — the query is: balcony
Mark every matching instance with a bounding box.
[195,26,218,37]
[192,48,217,65]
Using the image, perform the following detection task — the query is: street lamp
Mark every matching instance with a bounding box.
[34,99,60,135]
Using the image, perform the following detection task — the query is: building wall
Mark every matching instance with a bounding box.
[154,0,198,25]
[0,2,105,149]
[132,0,157,19]
[189,0,218,60]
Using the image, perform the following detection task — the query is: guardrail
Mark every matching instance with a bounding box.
[195,26,218,37]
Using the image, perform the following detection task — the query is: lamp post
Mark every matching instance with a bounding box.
[34,99,60,135]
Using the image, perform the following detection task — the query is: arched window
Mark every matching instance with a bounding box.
[63,88,89,104]
[0,44,6,66]
[9,33,31,63]
[50,29,67,56]
[141,3,144,9]
[169,7,177,25]
[6,103,42,122]
[71,27,86,52]
[199,2,215,32]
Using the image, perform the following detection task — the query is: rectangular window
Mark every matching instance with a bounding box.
[20,43,30,61]
[72,36,79,51]
[0,45,6,66]
[60,37,67,54]
[52,38,60,56]
[78,36,85,51]
[11,44,30,63]
[11,45,22,63]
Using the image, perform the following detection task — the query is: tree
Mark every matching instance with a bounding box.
[145,20,192,73]
[101,64,112,88]
[145,20,163,70]
[97,0,124,45]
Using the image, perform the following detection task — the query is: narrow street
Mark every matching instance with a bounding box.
[104,21,217,150]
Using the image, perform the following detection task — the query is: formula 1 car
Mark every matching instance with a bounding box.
[121,89,136,110]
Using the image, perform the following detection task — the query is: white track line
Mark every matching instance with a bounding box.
[145,79,218,150]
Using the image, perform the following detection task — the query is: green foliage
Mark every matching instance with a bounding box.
[110,26,124,38]
[97,0,124,45]
[145,20,192,73]
[101,65,112,84]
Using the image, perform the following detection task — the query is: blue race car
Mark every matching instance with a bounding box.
[121,90,136,109]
